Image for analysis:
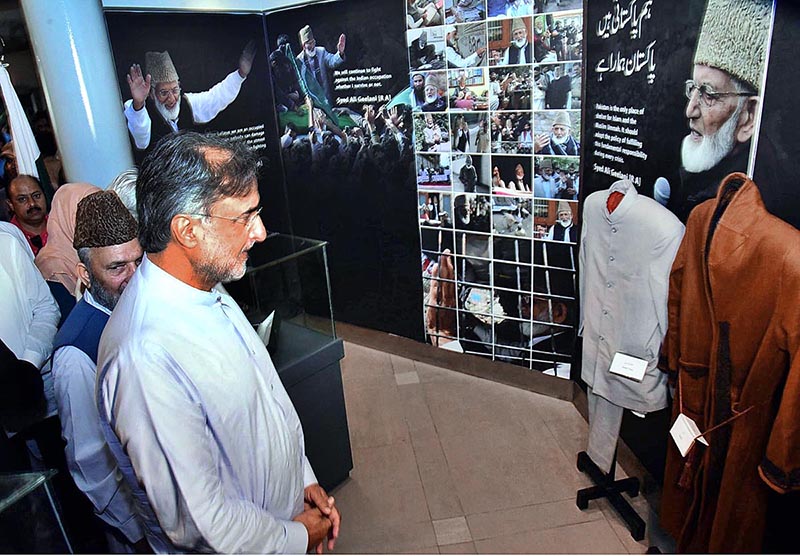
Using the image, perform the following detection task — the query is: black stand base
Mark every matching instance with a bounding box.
[576,451,645,541]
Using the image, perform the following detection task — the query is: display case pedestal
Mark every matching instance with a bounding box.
[273,321,351,491]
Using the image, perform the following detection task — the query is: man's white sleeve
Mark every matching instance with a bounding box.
[321,49,345,70]
[303,457,318,488]
[123,100,152,150]
[17,240,59,367]
[446,47,479,68]
[184,71,246,124]
[53,346,143,543]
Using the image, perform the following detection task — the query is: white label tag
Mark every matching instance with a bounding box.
[256,311,276,347]
[608,352,648,382]
[669,413,709,457]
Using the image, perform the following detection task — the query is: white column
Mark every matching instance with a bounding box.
[20,0,134,188]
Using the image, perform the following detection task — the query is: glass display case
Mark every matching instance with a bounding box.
[0,470,72,553]
[225,233,352,490]
[227,233,335,346]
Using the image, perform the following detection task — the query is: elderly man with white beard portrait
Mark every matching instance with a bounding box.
[124,43,256,160]
[545,200,576,242]
[421,75,448,112]
[671,0,771,222]
[534,111,580,156]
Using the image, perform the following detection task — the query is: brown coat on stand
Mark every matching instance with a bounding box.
[659,173,800,553]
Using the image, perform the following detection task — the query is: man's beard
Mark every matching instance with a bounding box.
[559,217,572,227]
[305,47,316,58]
[155,98,180,122]
[89,274,123,312]
[514,38,528,49]
[194,240,251,285]
[540,172,552,182]
[425,91,438,104]
[552,133,570,146]
[681,101,743,173]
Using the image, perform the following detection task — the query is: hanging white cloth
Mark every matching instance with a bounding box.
[0,65,39,178]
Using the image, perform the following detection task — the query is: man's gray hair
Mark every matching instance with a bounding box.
[107,168,139,221]
[137,132,259,254]
[77,246,91,268]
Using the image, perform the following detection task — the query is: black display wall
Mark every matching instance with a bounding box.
[103,11,291,236]
[753,1,800,230]
[265,0,425,341]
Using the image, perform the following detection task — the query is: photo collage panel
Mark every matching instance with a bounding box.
[409,0,583,377]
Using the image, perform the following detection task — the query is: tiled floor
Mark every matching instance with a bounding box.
[330,342,675,554]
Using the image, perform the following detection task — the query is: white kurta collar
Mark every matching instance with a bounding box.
[139,254,221,308]
[603,179,638,223]
[83,289,112,316]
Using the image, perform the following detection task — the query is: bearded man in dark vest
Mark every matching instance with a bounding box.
[123,44,256,162]
[51,191,146,551]
[545,200,576,242]
[501,19,532,65]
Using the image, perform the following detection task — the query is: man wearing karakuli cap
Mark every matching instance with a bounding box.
[534,111,580,156]
[534,157,557,198]
[51,190,146,552]
[545,200,576,242]
[421,74,447,112]
[500,18,532,65]
[673,0,771,222]
[123,40,257,160]
[296,24,346,106]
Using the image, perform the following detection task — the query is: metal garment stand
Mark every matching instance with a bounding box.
[575,450,645,541]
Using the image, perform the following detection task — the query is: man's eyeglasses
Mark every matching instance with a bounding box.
[155,86,181,101]
[190,207,263,230]
[684,80,754,108]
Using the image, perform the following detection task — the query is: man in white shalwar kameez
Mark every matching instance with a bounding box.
[98,132,340,553]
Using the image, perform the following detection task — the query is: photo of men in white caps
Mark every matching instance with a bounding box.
[124,42,256,158]
[672,0,772,222]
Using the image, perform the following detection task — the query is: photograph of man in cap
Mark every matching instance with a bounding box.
[498,18,533,66]
[534,157,557,198]
[124,41,257,157]
[544,200,576,242]
[409,29,445,71]
[421,74,448,112]
[444,24,487,68]
[534,111,580,156]
[671,0,771,222]
[51,190,145,552]
[296,24,346,107]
